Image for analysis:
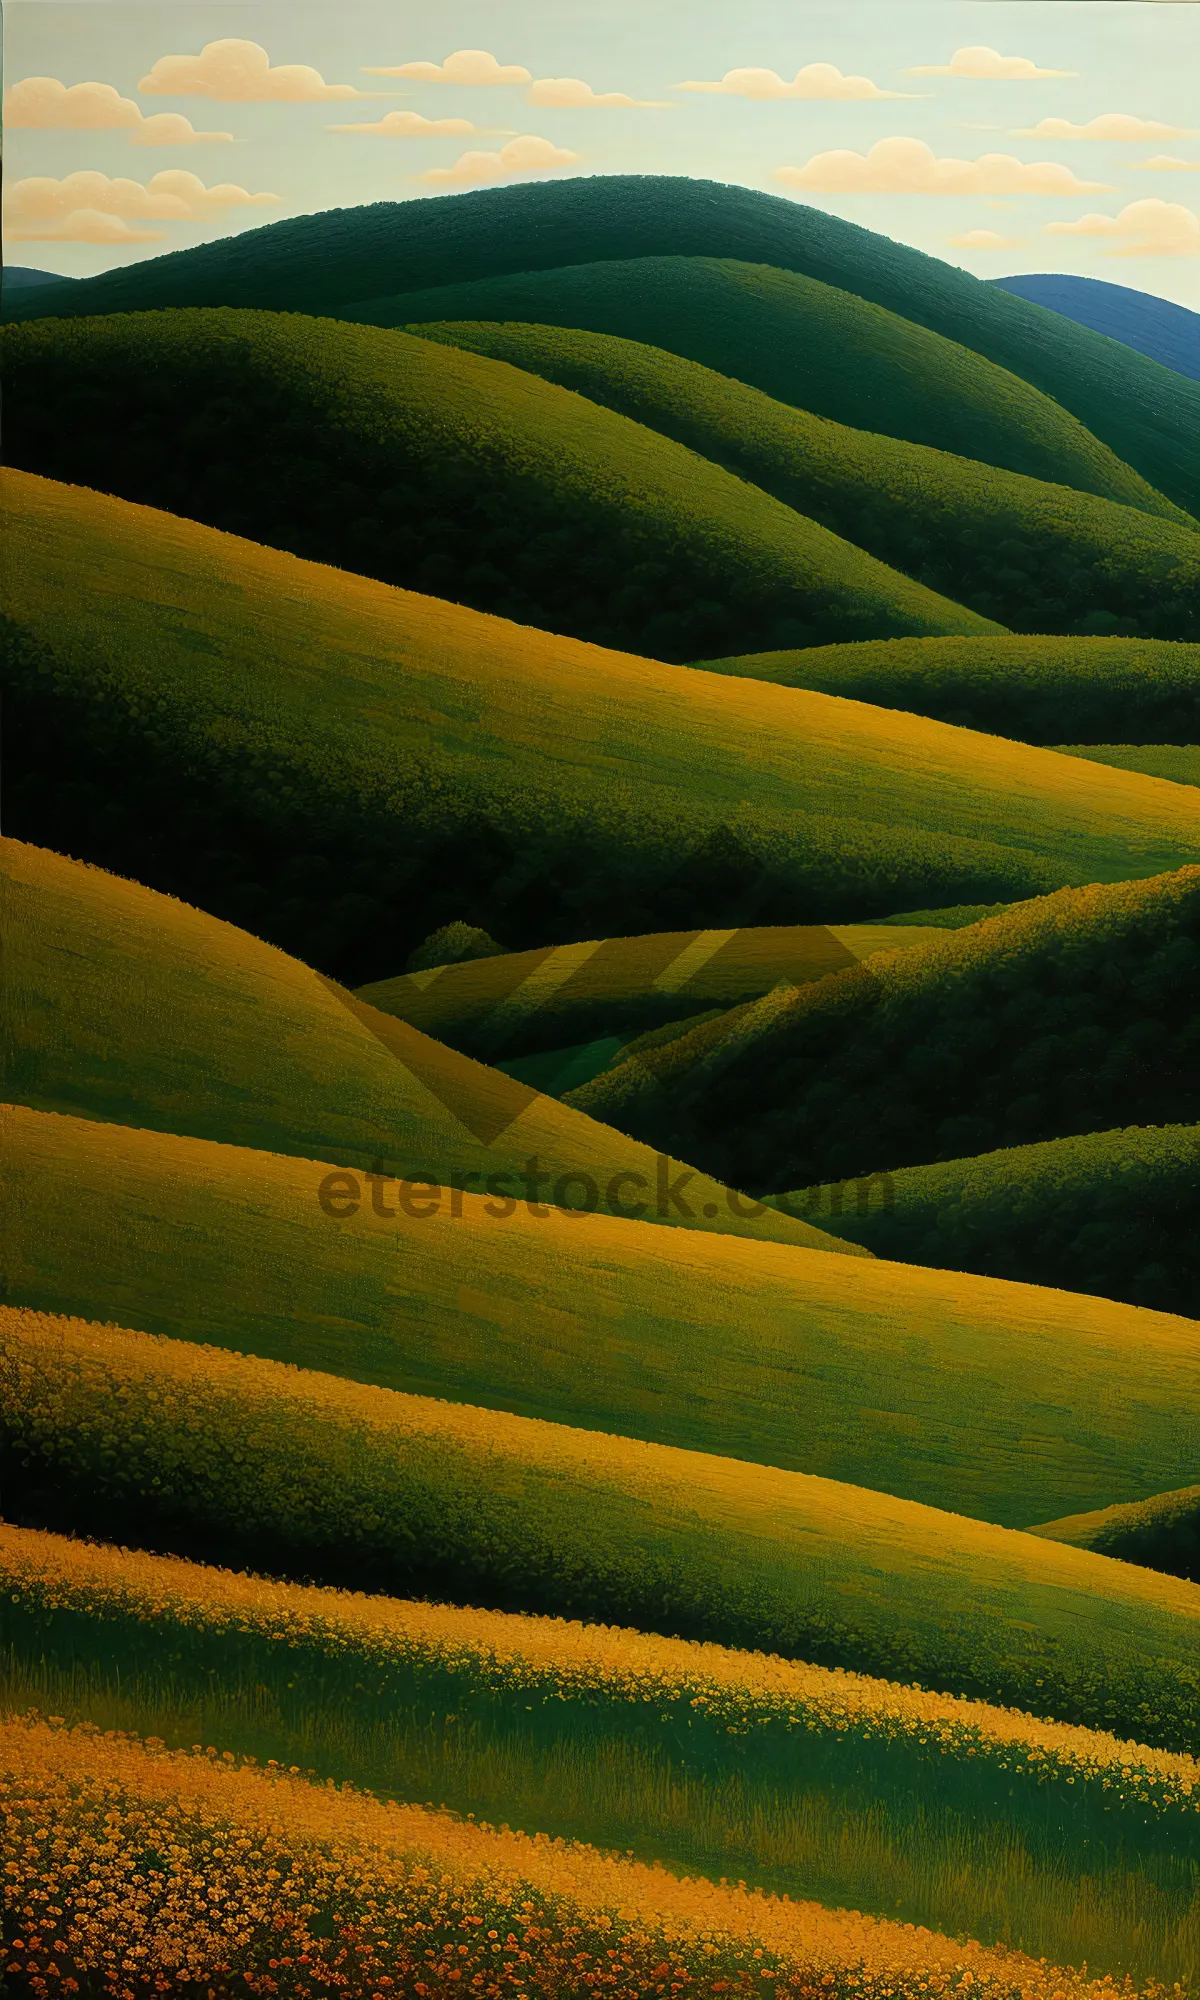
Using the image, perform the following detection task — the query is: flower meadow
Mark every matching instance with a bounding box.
[0,1710,1177,2000]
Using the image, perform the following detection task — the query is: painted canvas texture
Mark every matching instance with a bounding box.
[2,1,1199,1993]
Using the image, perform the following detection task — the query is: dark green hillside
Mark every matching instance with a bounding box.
[693,636,1200,745]
[766,1123,1200,1318]
[565,870,1200,1195]
[0,311,993,665]
[7,176,1197,519]
[380,265,1187,520]
[14,475,1200,982]
[1057,745,1200,787]
[1031,1485,1200,1586]
[416,320,1200,638]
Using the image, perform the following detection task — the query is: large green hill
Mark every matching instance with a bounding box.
[11,474,1200,984]
[6,1306,1198,1750]
[692,635,1200,744]
[7,175,1197,519]
[0,310,993,664]
[5,1105,1199,1530]
[411,320,1200,638]
[1,838,846,1256]
[765,1123,1200,1317]
[567,870,1200,1194]
[371,266,1187,522]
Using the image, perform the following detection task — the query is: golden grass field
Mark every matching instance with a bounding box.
[4,1105,1199,1526]
[4,1708,1162,2000]
[355,921,944,1061]
[4,1306,1198,1755]
[8,472,1200,914]
[4,1520,1198,1986]
[2,837,846,1255]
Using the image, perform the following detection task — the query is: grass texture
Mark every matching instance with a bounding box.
[7,174,1196,517]
[1,1711,1157,2000]
[1058,745,1200,786]
[567,869,1200,1195]
[4,1522,1198,1986]
[4,1309,1199,1747]
[1031,1486,1200,1586]
[766,1123,1200,1319]
[4,1110,1200,1524]
[1,838,842,1257]
[354,922,946,1063]
[364,265,1188,524]
[0,309,995,663]
[9,475,1200,985]
[691,636,1200,746]
[413,319,1200,638]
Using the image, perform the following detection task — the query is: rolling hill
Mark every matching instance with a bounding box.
[566,869,1200,1195]
[4,1104,1199,1529]
[6,1519,1196,1985]
[10,476,1200,984]
[366,264,1191,524]
[764,1122,1200,1317]
[1057,744,1200,786]
[412,318,1200,637]
[5,1304,1199,1748]
[0,309,995,665]
[1,837,848,1255]
[7,174,1197,520]
[992,275,1200,384]
[1031,1484,1200,1585]
[691,634,1200,744]
[354,921,946,1063]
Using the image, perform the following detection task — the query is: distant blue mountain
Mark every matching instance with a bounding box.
[3,266,78,294]
[990,274,1200,383]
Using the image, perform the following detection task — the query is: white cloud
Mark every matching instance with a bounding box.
[364,49,531,86]
[418,134,580,186]
[330,110,475,137]
[675,62,911,101]
[1045,197,1200,256]
[5,169,280,241]
[948,227,1023,249]
[139,38,360,102]
[775,137,1110,196]
[1134,154,1200,172]
[1015,113,1195,141]
[4,76,232,142]
[906,46,1075,81]
[527,76,667,109]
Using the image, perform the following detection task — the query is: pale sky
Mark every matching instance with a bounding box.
[6,1,1200,307]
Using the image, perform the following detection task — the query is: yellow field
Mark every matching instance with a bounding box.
[5,1104,1200,1526]
[4,1306,1198,1749]
[356,921,946,1060]
[8,471,1200,909]
[1,1711,1151,1999]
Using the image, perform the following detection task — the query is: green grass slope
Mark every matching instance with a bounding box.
[566,870,1200,1196]
[413,320,1200,637]
[0,309,998,664]
[373,267,1193,524]
[1057,745,1200,786]
[692,636,1200,745]
[1030,1486,1200,1586]
[6,1524,1197,1988]
[1,838,849,1256]
[8,176,1196,519]
[4,1306,1199,1751]
[11,477,1200,985]
[3,1104,1199,1528]
[355,922,946,1063]
[764,1123,1200,1319]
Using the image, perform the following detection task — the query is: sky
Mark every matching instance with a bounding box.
[6,1,1200,308]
